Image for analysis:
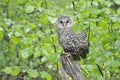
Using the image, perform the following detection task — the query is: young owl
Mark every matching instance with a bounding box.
[55,16,89,60]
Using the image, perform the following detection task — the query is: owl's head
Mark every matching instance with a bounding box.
[55,16,74,29]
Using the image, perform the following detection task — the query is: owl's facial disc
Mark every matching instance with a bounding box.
[60,21,67,28]
[60,19,71,28]
[56,16,74,29]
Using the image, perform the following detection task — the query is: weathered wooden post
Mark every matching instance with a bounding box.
[60,53,84,80]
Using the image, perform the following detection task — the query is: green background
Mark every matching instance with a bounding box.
[0,0,120,80]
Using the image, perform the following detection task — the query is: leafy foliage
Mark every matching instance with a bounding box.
[0,0,120,80]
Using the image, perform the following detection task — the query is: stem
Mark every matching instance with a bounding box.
[48,21,57,53]
[72,1,76,11]
[45,0,48,9]
[72,1,79,20]
[113,1,117,14]
[96,64,104,77]
[91,0,93,6]
[88,25,90,47]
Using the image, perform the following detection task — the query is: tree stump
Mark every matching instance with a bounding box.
[60,53,84,80]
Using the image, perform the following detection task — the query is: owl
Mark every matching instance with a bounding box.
[55,16,89,60]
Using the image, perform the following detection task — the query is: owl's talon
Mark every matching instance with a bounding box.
[64,53,71,58]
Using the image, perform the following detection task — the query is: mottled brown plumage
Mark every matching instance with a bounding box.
[56,16,89,60]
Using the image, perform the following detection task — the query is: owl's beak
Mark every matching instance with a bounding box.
[63,23,66,28]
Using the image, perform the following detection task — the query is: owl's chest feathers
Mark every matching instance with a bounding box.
[58,28,74,44]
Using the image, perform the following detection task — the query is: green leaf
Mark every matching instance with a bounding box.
[0,31,4,40]
[28,69,39,78]
[40,71,52,80]
[46,54,59,64]
[25,5,34,13]
[47,16,56,24]
[17,0,28,4]
[14,32,22,37]
[111,61,120,68]
[3,67,12,74]
[115,0,120,4]
[20,48,33,58]
[33,48,41,58]
[11,37,20,44]
[0,27,4,31]
[104,51,112,57]
[29,23,36,29]
[11,67,20,76]
[39,15,49,25]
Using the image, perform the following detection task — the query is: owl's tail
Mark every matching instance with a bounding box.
[72,54,80,60]
[71,49,88,61]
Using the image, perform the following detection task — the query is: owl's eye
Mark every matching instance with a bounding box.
[60,21,63,23]
[66,20,69,23]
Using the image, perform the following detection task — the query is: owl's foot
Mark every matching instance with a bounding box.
[64,52,71,58]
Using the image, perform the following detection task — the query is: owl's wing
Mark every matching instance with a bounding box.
[61,40,75,52]
[77,31,88,42]
[58,32,75,52]
[77,31,88,47]
[75,31,89,58]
